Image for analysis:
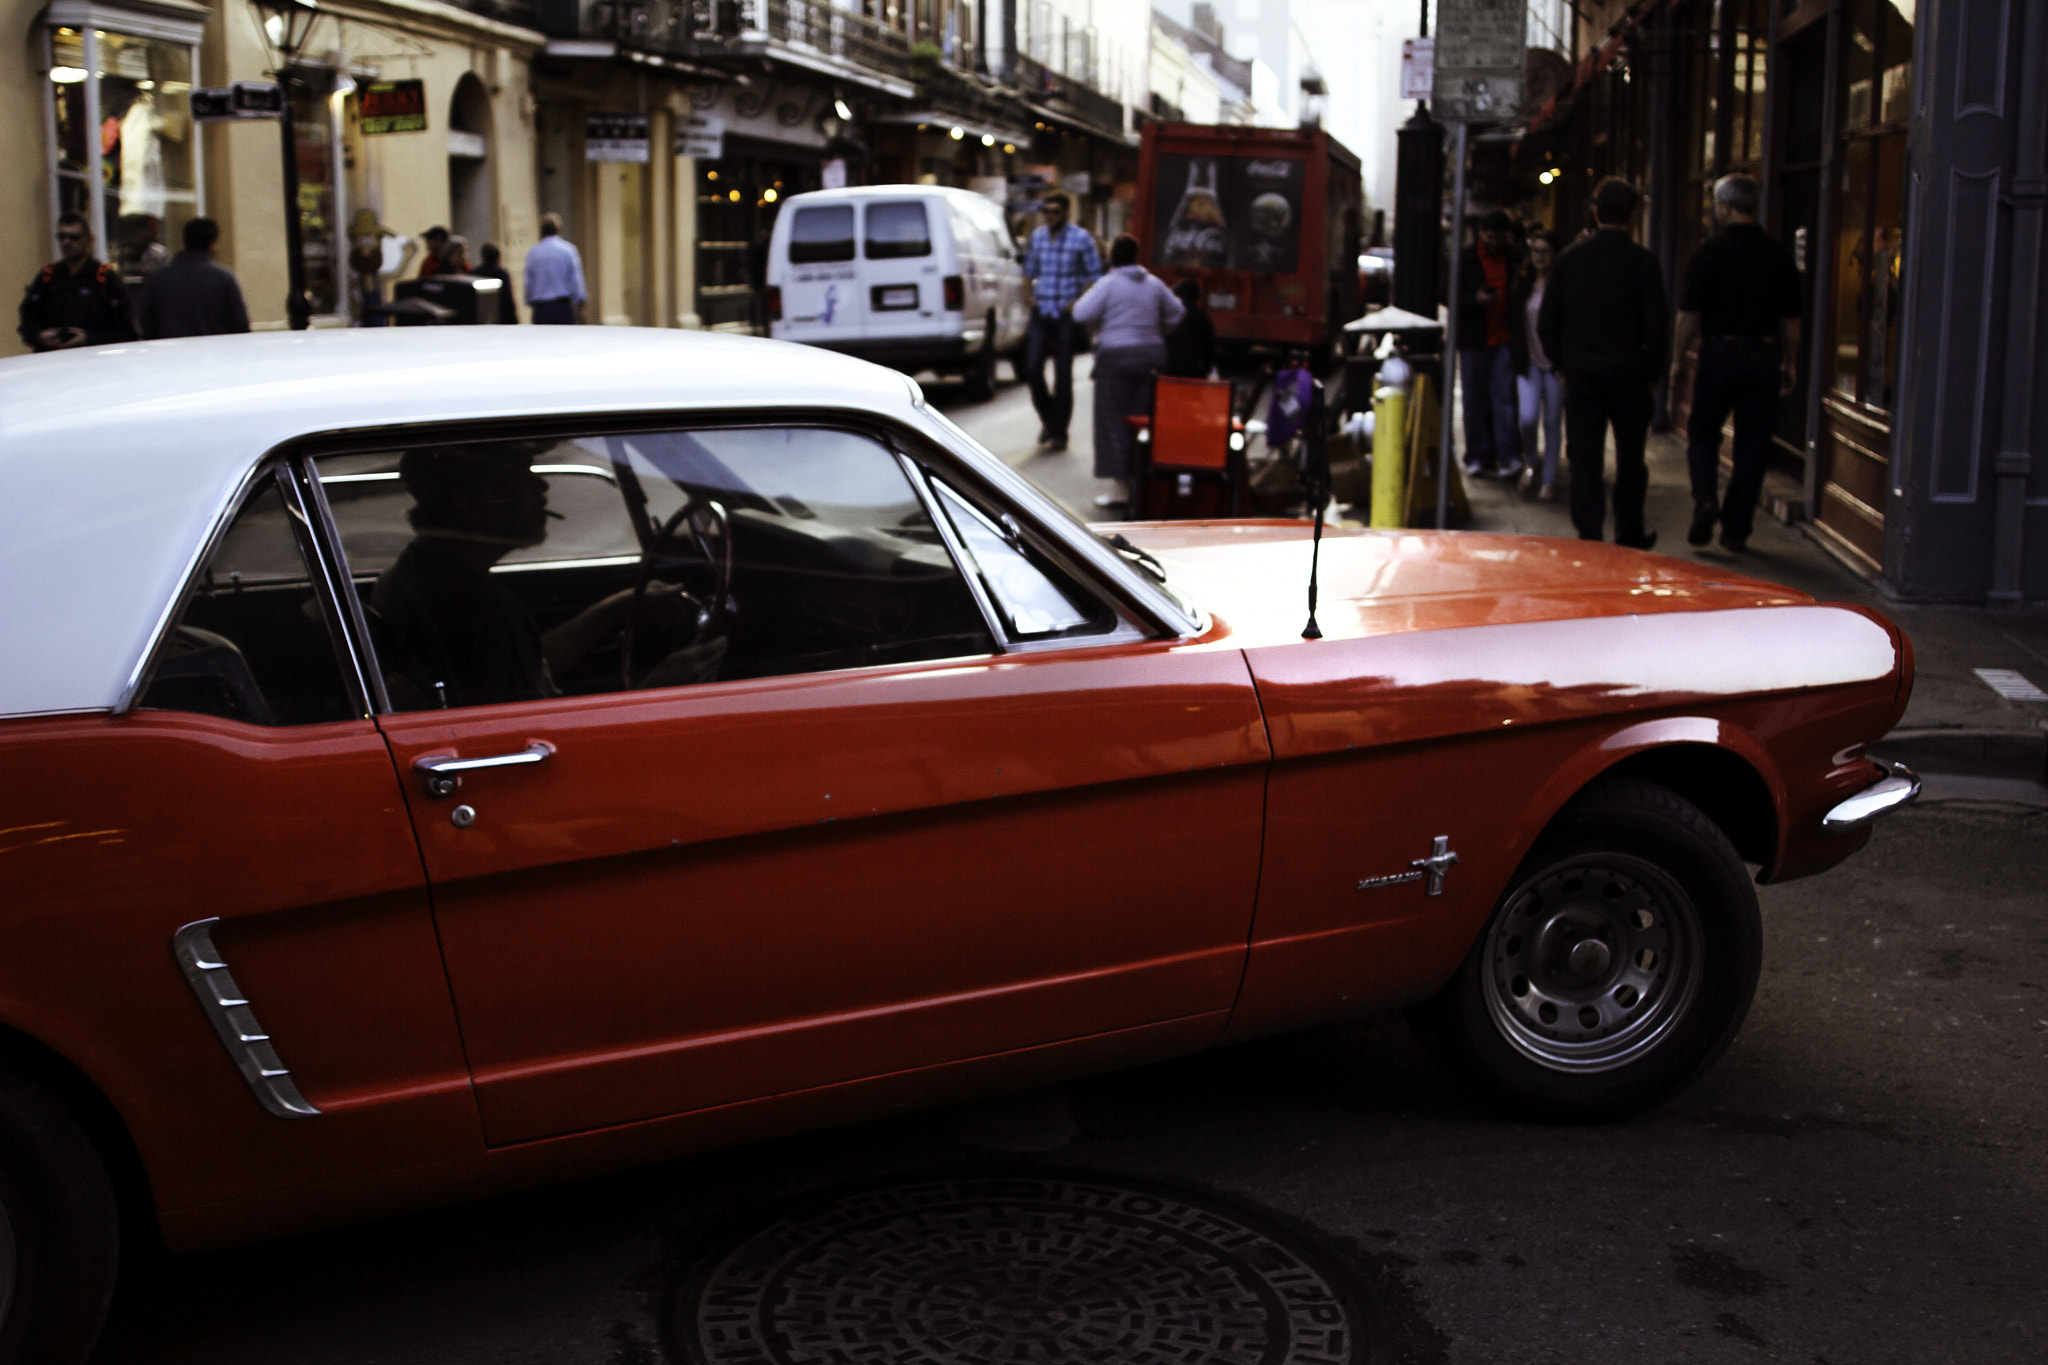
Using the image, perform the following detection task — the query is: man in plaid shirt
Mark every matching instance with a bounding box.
[1020,195,1103,450]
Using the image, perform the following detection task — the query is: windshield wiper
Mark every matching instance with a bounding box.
[1100,532,1168,583]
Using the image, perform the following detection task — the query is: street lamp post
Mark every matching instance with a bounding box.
[254,0,319,330]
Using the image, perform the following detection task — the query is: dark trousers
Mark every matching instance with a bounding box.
[1563,369,1655,543]
[1458,343,1522,469]
[1024,311,1078,438]
[1687,339,1780,540]
[531,297,578,325]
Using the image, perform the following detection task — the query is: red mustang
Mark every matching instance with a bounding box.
[0,329,1915,1362]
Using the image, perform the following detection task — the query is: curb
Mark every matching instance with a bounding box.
[1871,727,2048,784]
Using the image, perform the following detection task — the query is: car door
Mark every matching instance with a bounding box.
[0,464,480,1214]
[317,420,1267,1147]
[776,200,864,347]
[862,198,942,348]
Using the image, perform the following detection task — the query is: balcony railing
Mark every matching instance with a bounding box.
[598,0,914,82]
[1012,51,1124,136]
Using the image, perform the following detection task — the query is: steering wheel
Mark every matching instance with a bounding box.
[621,495,731,689]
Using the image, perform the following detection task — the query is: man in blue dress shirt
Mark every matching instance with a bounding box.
[523,213,586,325]
[1019,195,1102,451]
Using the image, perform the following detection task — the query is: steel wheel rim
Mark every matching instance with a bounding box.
[1482,853,1704,1073]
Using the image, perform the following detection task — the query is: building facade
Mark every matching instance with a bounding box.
[1514,0,2044,603]
[8,0,1145,352]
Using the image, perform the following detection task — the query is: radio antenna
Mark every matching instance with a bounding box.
[1300,370,1329,640]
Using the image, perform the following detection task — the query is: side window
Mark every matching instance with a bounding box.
[865,201,932,259]
[929,478,1117,642]
[139,473,358,726]
[788,205,854,264]
[315,428,996,712]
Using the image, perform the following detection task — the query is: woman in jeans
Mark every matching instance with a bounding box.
[1511,230,1566,500]
[1071,235,1184,508]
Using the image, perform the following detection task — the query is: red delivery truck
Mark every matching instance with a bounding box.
[1133,122,1363,366]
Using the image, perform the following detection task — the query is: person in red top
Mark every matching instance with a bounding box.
[1452,208,1526,478]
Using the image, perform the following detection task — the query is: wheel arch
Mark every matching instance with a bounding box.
[0,1023,156,1240]
[1526,718,1786,874]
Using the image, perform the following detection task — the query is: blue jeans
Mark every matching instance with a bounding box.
[1024,311,1078,438]
[1459,344,1522,470]
[1517,366,1564,487]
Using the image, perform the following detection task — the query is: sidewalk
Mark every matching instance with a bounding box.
[1459,428,2048,792]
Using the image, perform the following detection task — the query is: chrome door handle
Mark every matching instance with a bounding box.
[414,741,554,798]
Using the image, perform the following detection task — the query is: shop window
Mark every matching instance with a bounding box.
[47,24,200,296]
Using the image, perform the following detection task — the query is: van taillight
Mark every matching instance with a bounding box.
[943,275,964,311]
[767,286,782,322]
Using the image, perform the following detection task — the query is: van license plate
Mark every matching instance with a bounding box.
[873,285,919,310]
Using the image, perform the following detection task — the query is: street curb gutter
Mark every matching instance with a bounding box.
[1871,727,2048,785]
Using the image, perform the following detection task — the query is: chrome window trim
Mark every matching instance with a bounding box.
[113,458,271,715]
[171,918,320,1119]
[297,454,393,715]
[902,403,1210,638]
[916,467,1146,652]
[278,462,376,720]
[895,450,1010,655]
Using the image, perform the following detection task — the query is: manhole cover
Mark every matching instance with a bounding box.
[674,1172,1366,1365]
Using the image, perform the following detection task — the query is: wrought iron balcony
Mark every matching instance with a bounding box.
[585,0,916,87]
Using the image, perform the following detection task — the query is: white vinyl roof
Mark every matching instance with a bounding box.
[0,327,925,718]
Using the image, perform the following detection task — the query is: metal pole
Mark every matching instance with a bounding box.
[279,89,310,330]
[1437,119,1467,530]
[1800,0,1843,525]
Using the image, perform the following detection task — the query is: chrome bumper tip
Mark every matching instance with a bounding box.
[1822,759,1921,834]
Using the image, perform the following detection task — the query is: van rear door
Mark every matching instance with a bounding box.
[779,201,863,347]
[862,199,944,352]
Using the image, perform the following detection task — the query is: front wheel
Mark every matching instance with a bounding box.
[1408,777,1763,1120]
[0,1066,120,1363]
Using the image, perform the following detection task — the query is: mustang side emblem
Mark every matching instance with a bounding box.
[1357,836,1461,896]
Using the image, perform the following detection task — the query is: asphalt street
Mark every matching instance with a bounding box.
[90,369,2048,1365]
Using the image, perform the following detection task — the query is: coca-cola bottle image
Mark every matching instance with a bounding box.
[1161,158,1228,268]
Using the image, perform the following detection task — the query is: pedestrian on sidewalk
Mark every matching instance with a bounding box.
[1670,173,1803,554]
[474,243,520,324]
[524,213,586,325]
[416,226,451,279]
[18,212,133,352]
[1019,194,1103,452]
[137,217,249,339]
[1511,229,1564,501]
[1455,208,1525,480]
[1164,278,1215,379]
[1072,234,1184,509]
[1536,178,1670,548]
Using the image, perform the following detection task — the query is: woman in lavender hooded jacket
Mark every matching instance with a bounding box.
[1071,235,1185,508]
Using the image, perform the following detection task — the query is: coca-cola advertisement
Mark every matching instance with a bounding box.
[1151,153,1305,274]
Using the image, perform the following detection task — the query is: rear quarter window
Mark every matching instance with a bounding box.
[789,205,855,264]
[865,201,932,259]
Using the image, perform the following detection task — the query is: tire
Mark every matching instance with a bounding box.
[0,1067,119,1364]
[963,318,998,402]
[1408,777,1763,1120]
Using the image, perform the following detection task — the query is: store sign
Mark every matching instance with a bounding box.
[359,80,427,135]
[1432,0,1525,121]
[588,113,651,162]
[676,113,725,160]
[190,81,285,122]
[1400,38,1435,101]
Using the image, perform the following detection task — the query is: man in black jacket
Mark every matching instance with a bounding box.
[138,218,250,339]
[1669,174,1803,553]
[18,213,133,352]
[1536,179,1670,548]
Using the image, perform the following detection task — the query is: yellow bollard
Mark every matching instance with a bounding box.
[1370,385,1408,528]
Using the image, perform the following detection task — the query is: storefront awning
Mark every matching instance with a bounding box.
[1022,99,1133,147]
[1525,0,1679,134]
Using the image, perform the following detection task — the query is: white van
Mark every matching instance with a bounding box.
[767,185,1030,401]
